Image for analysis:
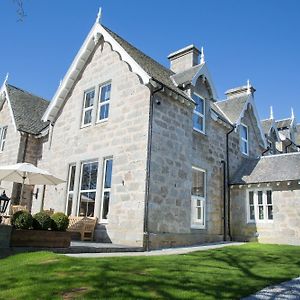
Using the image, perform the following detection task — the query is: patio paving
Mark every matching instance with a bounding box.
[65,241,244,257]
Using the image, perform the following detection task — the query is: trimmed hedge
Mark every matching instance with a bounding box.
[11,211,33,229]
[33,212,52,230]
[51,213,69,231]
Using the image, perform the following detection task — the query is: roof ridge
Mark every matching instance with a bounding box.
[103,25,175,77]
[275,117,292,122]
[261,152,300,159]
[7,84,49,104]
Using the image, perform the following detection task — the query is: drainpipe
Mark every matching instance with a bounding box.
[226,124,235,241]
[220,160,226,241]
[143,79,164,251]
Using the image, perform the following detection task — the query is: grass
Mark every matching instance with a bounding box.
[1,243,300,299]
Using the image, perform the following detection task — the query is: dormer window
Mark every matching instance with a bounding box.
[240,124,249,155]
[192,93,205,134]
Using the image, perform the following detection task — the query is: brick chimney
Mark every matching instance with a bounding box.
[168,45,200,73]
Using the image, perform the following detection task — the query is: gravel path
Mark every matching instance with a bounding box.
[243,277,300,299]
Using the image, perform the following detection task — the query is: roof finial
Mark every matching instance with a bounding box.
[246,79,251,95]
[200,46,205,64]
[270,106,274,119]
[4,73,9,84]
[96,7,102,24]
[291,107,295,119]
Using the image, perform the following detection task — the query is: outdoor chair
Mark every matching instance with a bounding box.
[67,216,98,241]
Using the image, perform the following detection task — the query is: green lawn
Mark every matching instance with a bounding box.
[1,243,300,300]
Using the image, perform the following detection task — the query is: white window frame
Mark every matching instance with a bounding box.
[192,93,205,134]
[191,166,206,229]
[97,82,111,123]
[0,126,7,152]
[81,89,95,128]
[65,164,76,216]
[77,160,99,217]
[246,189,273,223]
[240,123,249,156]
[100,158,113,223]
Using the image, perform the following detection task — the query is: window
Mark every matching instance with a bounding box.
[191,167,206,228]
[247,189,273,223]
[98,83,111,122]
[81,89,95,127]
[240,124,249,155]
[0,126,7,151]
[192,93,205,133]
[101,158,113,221]
[78,161,98,217]
[66,164,76,216]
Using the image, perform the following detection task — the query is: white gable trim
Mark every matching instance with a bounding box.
[191,63,218,100]
[235,95,267,148]
[43,22,150,122]
[0,82,17,132]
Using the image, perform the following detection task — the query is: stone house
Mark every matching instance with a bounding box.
[0,79,48,209]
[3,11,300,249]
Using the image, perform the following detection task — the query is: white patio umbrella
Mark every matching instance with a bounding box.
[0,162,65,203]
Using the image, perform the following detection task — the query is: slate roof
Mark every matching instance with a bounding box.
[231,153,300,184]
[170,63,204,87]
[214,94,250,124]
[261,119,273,135]
[5,84,49,135]
[276,118,292,129]
[104,26,191,102]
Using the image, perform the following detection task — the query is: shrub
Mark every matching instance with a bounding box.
[33,212,52,230]
[51,212,69,231]
[11,211,33,229]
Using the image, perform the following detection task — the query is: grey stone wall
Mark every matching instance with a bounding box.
[33,40,151,247]
[231,182,300,245]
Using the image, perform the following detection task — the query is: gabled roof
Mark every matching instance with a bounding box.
[43,18,194,122]
[170,63,218,99]
[1,83,49,135]
[214,94,249,124]
[214,91,267,148]
[276,118,293,129]
[261,118,280,140]
[231,153,300,184]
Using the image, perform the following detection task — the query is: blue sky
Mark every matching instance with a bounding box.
[0,0,300,121]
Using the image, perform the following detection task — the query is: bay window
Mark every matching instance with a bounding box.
[65,164,76,216]
[78,161,98,217]
[101,158,113,221]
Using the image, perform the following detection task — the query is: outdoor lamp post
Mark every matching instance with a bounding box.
[0,191,10,224]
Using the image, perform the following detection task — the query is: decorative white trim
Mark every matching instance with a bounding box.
[0,82,17,132]
[43,22,151,123]
[191,63,218,100]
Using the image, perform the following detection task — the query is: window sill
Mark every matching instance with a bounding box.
[247,220,273,225]
[193,128,206,136]
[191,224,205,229]
[81,123,92,129]
[96,119,108,125]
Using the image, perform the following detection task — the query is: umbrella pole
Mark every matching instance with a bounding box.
[20,175,26,205]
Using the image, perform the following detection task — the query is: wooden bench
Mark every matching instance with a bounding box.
[67,216,98,241]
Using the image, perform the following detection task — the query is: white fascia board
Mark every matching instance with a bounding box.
[0,84,17,132]
[43,23,150,122]
[191,63,218,100]
[236,95,267,148]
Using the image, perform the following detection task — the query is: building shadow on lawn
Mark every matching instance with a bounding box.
[1,246,300,300]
